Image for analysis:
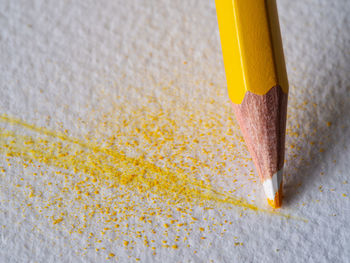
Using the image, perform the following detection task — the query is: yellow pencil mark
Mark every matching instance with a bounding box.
[0,114,253,210]
[0,113,306,223]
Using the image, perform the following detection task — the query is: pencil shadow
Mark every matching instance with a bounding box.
[282,36,350,205]
[283,83,350,206]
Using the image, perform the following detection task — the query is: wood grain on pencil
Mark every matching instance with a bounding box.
[232,85,288,207]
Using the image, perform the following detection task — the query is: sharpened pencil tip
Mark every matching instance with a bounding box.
[267,186,283,208]
[263,168,283,208]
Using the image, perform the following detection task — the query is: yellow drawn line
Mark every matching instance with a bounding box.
[0,113,306,221]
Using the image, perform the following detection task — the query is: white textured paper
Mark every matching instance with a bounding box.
[0,0,349,262]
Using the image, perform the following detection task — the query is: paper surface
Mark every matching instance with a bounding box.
[0,0,349,262]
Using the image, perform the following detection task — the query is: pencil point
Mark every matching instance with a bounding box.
[264,169,283,208]
[267,184,283,209]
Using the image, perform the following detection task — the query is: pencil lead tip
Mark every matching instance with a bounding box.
[267,186,283,208]
[263,169,283,208]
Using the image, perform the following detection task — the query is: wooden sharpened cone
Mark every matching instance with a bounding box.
[232,85,288,208]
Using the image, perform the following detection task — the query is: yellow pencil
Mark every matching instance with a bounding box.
[215,0,289,208]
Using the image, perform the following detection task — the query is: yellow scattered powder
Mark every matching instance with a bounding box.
[343,194,347,197]
[53,218,63,225]
[0,115,262,214]
[0,80,308,259]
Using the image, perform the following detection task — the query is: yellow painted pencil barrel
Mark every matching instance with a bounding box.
[215,0,289,208]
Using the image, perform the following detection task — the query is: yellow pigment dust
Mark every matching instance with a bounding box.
[0,113,263,258]
[0,82,309,259]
